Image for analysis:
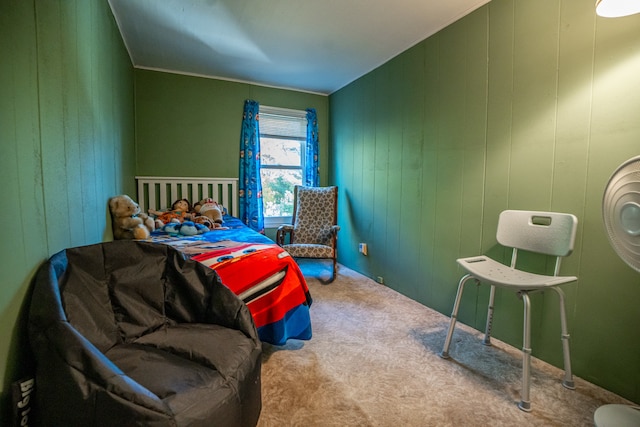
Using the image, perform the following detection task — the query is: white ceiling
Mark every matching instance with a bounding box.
[108,0,490,95]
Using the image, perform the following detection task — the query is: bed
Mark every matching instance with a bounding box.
[136,176,312,346]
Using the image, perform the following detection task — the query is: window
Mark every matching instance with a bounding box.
[259,106,306,227]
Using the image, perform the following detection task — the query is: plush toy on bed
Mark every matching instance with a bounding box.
[108,195,155,240]
[193,215,216,230]
[193,198,225,225]
[162,221,209,236]
[148,198,193,228]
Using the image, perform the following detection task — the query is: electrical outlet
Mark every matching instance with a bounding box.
[358,243,368,256]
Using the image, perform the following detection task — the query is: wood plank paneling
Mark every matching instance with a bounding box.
[134,71,329,185]
[384,55,404,289]
[372,65,391,281]
[0,5,47,393]
[330,0,640,403]
[360,73,377,274]
[398,45,425,301]
[0,0,135,418]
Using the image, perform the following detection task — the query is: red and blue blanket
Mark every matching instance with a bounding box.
[151,216,312,345]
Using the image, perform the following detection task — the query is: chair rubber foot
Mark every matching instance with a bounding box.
[438,351,450,359]
[563,380,575,390]
[518,401,532,412]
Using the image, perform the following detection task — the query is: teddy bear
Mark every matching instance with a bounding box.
[148,198,193,228]
[109,195,155,240]
[193,198,224,224]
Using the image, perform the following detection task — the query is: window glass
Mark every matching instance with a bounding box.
[261,168,302,217]
[259,107,306,220]
[261,138,302,167]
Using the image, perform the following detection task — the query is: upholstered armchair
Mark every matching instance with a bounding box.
[276,185,340,282]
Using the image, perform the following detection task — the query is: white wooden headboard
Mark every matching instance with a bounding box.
[135,176,239,217]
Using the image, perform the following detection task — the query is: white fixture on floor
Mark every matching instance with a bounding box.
[596,155,640,426]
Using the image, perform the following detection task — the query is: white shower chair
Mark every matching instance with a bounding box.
[439,210,578,412]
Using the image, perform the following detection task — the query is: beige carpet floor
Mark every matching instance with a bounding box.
[256,262,633,427]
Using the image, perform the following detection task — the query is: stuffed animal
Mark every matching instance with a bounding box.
[149,198,193,228]
[109,195,154,240]
[193,215,215,230]
[177,221,207,236]
[162,221,208,236]
[193,198,224,224]
[161,222,181,236]
[191,215,229,231]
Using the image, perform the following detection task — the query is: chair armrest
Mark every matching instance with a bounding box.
[30,261,166,413]
[163,253,259,342]
[30,320,170,421]
[276,224,294,246]
[330,225,340,248]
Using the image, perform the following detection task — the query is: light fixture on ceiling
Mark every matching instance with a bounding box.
[595,0,640,17]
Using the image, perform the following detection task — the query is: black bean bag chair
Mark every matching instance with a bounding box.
[28,240,262,427]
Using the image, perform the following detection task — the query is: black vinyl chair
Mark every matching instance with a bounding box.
[29,240,262,427]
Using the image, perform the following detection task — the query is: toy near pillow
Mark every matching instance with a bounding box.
[193,198,224,224]
[109,195,155,240]
[193,215,215,230]
[148,198,193,228]
[162,220,209,236]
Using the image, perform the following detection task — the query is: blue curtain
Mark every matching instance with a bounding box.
[239,100,264,233]
[305,108,320,187]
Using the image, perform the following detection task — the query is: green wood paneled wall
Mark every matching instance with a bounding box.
[134,69,329,185]
[0,0,135,419]
[330,0,640,403]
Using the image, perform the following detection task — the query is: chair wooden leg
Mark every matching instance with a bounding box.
[519,292,532,412]
[552,287,575,389]
[329,258,337,283]
[483,285,496,346]
[440,274,476,359]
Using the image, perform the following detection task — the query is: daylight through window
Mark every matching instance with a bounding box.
[259,106,306,223]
